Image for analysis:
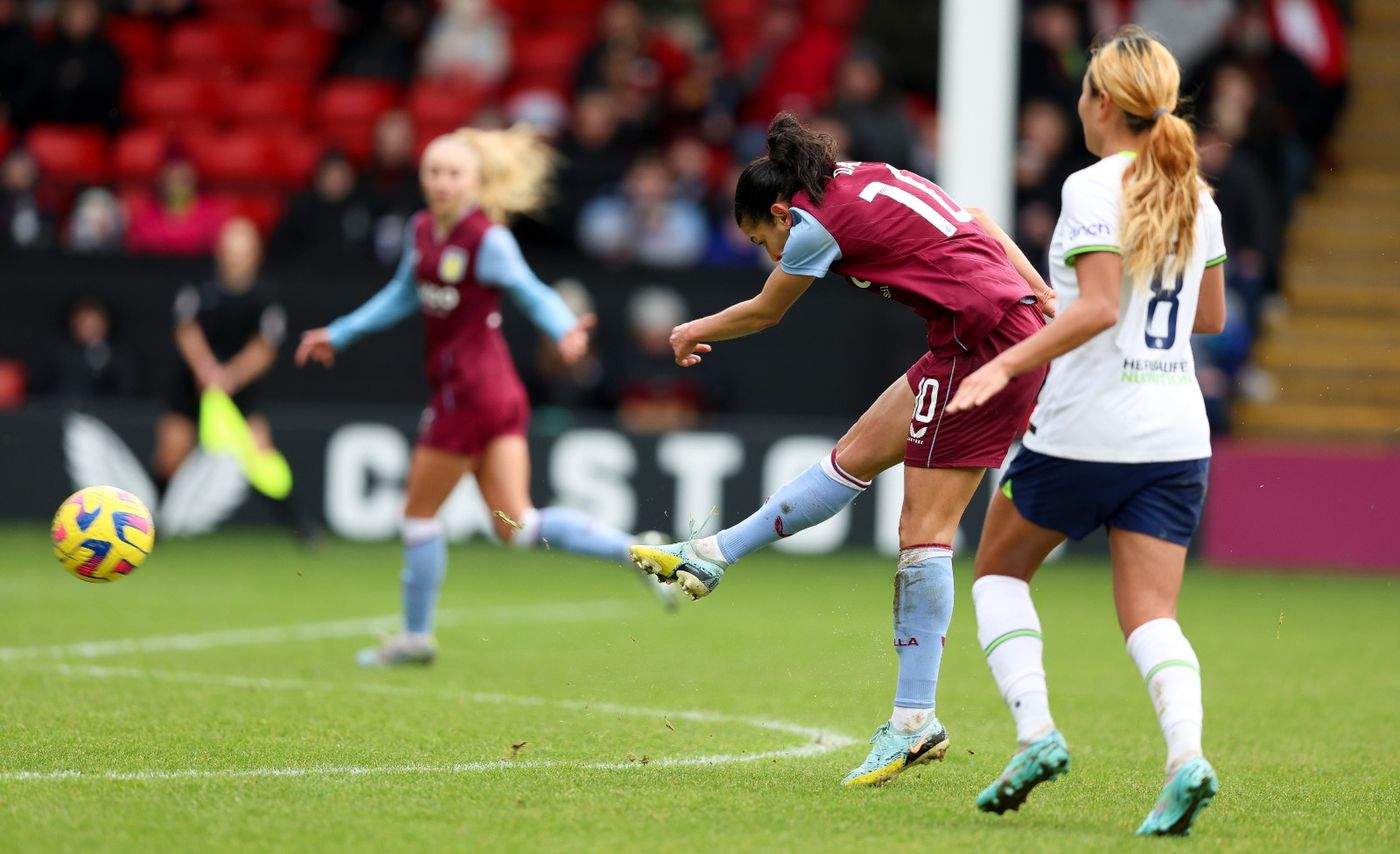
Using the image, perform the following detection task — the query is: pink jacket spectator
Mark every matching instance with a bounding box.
[125,193,228,256]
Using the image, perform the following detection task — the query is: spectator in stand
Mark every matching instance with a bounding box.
[665,135,712,204]
[911,108,940,180]
[1018,0,1088,114]
[418,0,509,85]
[270,150,374,260]
[0,0,36,126]
[703,163,766,268]
[30,295,140,399]
[827,48,917,169]
[17,0,123,130]
[551,90,634,241]
[1013,99,1090,273]
[125,146,226,256]
[67,186,124,253]
[333,0,428,84]
[0,146,56,251]
[366,110,422,266]
[577,151,708,268]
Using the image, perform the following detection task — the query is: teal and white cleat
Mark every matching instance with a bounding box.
[628,541,725,601]
[355,633,437,668]
[976,730,1071,813]
[841,718,949,787]
[1136,757,1218,837]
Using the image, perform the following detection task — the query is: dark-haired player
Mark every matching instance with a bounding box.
[630,113,1055,787]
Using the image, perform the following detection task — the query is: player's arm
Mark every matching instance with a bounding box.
[968,207,1056,318]
[172,286,226,390]
[947,251,1121,413]
[296,232,419,368]
[1193,263,1226,335]
[223,305,287,392]
[669,267,815,367]
[477,225,594,365]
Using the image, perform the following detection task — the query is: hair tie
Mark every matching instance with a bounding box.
[1151,107,1170,121]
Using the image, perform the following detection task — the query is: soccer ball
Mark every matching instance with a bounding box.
[51,486,155,583]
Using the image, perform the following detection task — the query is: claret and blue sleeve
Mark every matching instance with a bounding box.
[326,228,421,352]
[477,225,577,342]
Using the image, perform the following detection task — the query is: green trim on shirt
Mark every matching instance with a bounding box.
[1063,244,1123,267]
[1204,253,1228,268]
[1116,150,1139,159]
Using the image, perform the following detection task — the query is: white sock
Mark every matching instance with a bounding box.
[973,575,1055,744]
[890,706,934,734]
[691,534,729,566]
[1127,617,1203,777]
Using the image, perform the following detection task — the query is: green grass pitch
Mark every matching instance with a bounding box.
[0,525,1396,851]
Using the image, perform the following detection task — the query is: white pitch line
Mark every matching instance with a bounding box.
[0,663,858,783]
[0,601,629,663]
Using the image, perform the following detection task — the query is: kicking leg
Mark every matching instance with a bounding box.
[971,491,1072,814]
[842,465,981,787]
[358,444,473,667]
[631,374,910,600]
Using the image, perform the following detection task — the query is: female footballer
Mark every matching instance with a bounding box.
[630,113,1056,787]
[297,127,674,668]
[946,27,1227,836]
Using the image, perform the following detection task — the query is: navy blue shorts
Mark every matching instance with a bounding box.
[1001,448,1210,546]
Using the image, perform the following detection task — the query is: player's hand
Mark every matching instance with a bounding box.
[196,362,231,393]
[1036,288,1058,318]
[946,360,1012,414]
[296,328,336,368]
[670,323,713,367]
[556,314,596,366]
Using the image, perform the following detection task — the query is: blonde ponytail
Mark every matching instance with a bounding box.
[443,125,558,223]
[1088,26,1203,280]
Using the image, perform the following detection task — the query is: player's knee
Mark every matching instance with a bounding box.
[402,516,443,546]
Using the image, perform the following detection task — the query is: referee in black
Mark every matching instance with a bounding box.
[153,216,317,543]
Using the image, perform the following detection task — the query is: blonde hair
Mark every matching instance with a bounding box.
[1087,26,1202,279]
[430,125,558,223]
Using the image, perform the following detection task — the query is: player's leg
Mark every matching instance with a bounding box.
[152,412,197,484]
[842,465,981,787]
[1112,526,1217,835]
[359,444,474,667]
[630,373,910,600]
[477,435,678,608]
[246,413,319,546]
[971,488,1072,814]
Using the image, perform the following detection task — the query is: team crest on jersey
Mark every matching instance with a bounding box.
[438,247,468,284]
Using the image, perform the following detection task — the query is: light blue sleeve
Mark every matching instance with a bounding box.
[779,208,842,278]
[477,225,577,342]
[326,230,420,352]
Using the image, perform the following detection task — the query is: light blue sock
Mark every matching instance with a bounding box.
[533,506,632,563]
[892,547,956,712]
[715,453,868,565]
[401,518,447,635]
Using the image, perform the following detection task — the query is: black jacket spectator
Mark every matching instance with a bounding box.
[271,152,375,259]
[20,0,124,130]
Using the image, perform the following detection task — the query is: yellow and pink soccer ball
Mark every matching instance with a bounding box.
[51,485,155,583]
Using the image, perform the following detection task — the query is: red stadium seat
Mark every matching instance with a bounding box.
[25,126,108,186]
[315,79,400,127]
[112,126,172,186]
[808,0,866,28]
[219,191,285,234]
[537,0,605,28]
[166,21,260,73]
[511,29,591,78]
[185,130,274,188]
[260,25,335,79]
[223,77,313,126]
[104,16,163,72]
[317,123,375,167]
[0,124,12,156]
[406,81,488,130]
[124,74,218,126]
[260,129,323,189]
[201,0,272,23]
[706,0,760,31]
[265,0,322,24]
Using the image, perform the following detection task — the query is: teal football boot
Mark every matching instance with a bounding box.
[356,633,436,667]
[841,717,950,787]
[1136,756,1218,836]
[628,541,725,601]
[976,730,1071,813]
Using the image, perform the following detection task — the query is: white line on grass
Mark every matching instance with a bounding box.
[0,601,628,663]
[0,663,858,783]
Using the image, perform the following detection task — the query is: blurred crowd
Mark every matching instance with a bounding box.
[0,0,1355,430]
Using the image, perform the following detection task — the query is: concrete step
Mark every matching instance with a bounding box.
[1314,168,1400,198]
[1266,315,1400,346]
[1285,282,1400,315]
[1254,338,1400,373]
[1285,258,1400,286]
[1235,401,1400,443]
[1268,368,1400,407]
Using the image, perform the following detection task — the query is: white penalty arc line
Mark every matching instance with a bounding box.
[0,601,629,663]
[0,663,858,783]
